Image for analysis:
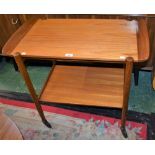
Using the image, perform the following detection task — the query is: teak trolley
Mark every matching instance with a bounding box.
[2,18,149,138]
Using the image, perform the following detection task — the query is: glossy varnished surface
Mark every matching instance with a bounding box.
[0,111,23,140]
[3,19,142,61]
[2,18,38,55]
[40,65,124,108]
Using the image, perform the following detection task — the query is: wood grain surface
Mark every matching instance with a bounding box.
[3,19,148,61]
[40,65,124,108]
[2,17,38,55]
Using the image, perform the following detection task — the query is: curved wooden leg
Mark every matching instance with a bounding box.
[121,57,134,138]
[121,108,128,138]
[34,100,52,128]
[120,126,128,138]
[14,53,52,128]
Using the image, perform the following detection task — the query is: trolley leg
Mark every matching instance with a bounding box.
[121,108,128,138]
[14,53,52,128]
[121,57,134,138]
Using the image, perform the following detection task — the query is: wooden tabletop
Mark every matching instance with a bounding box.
[0,111,23,140]
[2,18,149,62]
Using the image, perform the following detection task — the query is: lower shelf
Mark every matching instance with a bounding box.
[40,65,124,108]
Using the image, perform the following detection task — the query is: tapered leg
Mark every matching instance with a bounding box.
[121,108,128,138]
[133,68,139,86]
[121,57,134,138]
[14,53,52,128]
[33,99,52,128]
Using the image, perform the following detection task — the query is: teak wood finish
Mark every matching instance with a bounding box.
[14,52,133,138]
[2,18,38,56]
[2,18,149,137]
[2,18,149,63]
[0,14,22,51]
[121,57,133,137]
[14,53,52,128]
[39,65,124,108]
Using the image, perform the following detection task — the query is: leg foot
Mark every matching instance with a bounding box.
[42,119,52,128]
[120,126,128,138]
